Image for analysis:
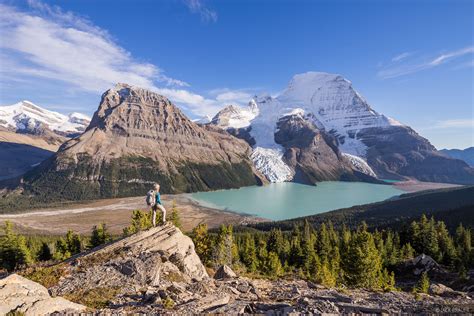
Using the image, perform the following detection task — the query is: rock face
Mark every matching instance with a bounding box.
[274,112,379,183]
[359,126,474,184]
[0,274,86,315]
[211,72,474,185]
[52,224,208,298]
[19,84,262,201]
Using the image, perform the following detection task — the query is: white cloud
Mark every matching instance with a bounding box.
[378,46,474,79]
[183,0,217,23]
[210,89,253,105]
[433,119,474,129]
[391,52,412,62]
[419,119,474,131]
[0,2,231,117]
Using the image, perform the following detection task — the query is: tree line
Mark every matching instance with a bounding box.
[1,211,471,292]
[191,214,473,290]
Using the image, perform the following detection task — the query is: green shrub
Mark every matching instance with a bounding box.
[123,210,153,236]
[90,223,112,248]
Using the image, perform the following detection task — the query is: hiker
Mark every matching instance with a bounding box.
[146,183,166,226]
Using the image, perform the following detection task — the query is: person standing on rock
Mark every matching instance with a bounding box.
[147,183,166,226]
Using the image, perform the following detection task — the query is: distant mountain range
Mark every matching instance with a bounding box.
[1,72,473,204]
[210,72,474,185]
[440,147,474,167]
[0,101,91,180]
[0,100,90,137]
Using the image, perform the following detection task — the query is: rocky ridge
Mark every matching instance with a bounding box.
[17,83,263,201]
[10,224,472,314]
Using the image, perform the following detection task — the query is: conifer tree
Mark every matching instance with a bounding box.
[90,223,112,248]
[191,223,212,265]
[264,251,283,276]
[54,238,71,260]
[256,237,269,271]
[400,243,415,260]
[65,230,82,255]
[426,217,440,260]
[289,226,303,268]
[213,225,235,267]
[342,228,383,289]
[0,221,33,271]
[318,223,331,261]
[240,233,257,272]
[415,271,430,294]
[38,242,53,261]
[267,228,284,256]
[123,209,153,236]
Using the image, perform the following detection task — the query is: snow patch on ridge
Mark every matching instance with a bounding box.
[211,103,258,129]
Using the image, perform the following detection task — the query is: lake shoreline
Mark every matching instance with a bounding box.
[0,180,461,235]
[392,180,462,192]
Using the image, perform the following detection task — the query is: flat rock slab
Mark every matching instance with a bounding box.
[0,274,86,315]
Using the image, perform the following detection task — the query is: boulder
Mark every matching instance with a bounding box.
[0,274,86,315]
[405,254,442,275]
[429,283,464,298]
[53,224,208,297]
[214,265,237,279]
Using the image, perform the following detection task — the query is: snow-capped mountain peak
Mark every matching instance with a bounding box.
[211,71,408,182]
[0,100,90,136]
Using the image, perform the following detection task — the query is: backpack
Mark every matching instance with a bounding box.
[146,190,156,206]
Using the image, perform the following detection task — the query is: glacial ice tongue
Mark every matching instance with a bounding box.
[251,147,293,182]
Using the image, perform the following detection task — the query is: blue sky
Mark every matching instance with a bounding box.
[0,0,472,149]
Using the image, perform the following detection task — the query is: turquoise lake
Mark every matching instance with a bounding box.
[189,181,403,220]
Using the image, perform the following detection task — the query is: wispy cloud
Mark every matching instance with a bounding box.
[209,88,253,105]
[0,1,233,116]
[391,52,412,62]
[378,46,474,79]
[183,0,217,23]
[421,119,474,130]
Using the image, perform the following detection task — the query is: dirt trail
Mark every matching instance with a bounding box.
[0,194,265,235]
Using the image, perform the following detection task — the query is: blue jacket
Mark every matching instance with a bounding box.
[155,192,162,205]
